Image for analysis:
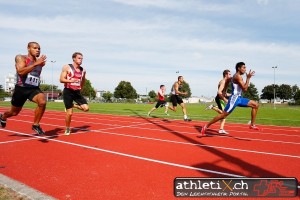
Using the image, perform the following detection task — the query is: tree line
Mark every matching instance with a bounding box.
[1,80,300,105]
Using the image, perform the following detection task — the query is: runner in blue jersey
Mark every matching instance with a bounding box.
[201,62,260,136]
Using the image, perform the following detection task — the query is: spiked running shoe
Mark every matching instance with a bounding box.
[249,125,261,131]
[205,104,214,110]
[64,127,71,136]
[32,125,45,135]
[218,129,229,134]
[0,114,6,128]
[184,118,192,121]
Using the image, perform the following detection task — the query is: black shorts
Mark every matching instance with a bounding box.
[63,88,88,109]
[11,85,43,107]
[170,95,183,107]
[155,100,167,108]
[215,95,226,110]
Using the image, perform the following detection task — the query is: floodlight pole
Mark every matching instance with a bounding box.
[51,61,56,101]
[272,66,277,109]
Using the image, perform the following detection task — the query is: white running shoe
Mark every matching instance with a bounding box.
[205,105,214,110]
[165,112,169,116]
[219,129,229,134]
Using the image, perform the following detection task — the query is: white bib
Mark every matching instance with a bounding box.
[25,74,40,86]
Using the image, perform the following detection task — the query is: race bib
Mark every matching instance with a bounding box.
[70,80,81,86]
[25,74,40,86]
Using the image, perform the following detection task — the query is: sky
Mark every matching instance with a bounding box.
[0,0,300,97]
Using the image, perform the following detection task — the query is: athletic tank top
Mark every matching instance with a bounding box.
[64,64,85,90]
[171,82,182,95]
[231,75,243,96]
[16,57,43,87]
[158,89,164,101]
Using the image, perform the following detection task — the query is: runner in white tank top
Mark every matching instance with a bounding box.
[200,62,260,136]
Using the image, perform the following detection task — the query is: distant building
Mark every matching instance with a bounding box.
[4,73,45,93]
[4,73,16,93]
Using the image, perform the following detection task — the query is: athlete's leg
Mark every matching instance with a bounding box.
[247,100,259,126]
[1,106,22,120]
[31,93,47,125]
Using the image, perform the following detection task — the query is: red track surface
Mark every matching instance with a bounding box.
[0,107,299,200]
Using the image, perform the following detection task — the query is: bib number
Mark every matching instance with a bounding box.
[25,74,40,86]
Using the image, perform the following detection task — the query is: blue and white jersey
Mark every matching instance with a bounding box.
[231,77,243,96]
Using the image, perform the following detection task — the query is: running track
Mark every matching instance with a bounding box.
[0,107,299,200]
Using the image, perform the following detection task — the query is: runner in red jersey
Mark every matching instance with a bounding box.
[60,52,89,135]
[0,42,47,135]
[147,85,175,116]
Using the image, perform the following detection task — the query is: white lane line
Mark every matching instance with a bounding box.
[0,129,244,178]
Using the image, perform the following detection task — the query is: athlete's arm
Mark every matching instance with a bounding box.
[81,70,86,89]
[59,65,78,83]
[15,54,46,76]
[174,82,187,95]
[217,80,227,102]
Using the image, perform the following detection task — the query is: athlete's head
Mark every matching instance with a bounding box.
[178,76,184,83]
[223,69,231,78]
[72,52,83,65]
[235,62,246,74]
[27,42,40,57]
[160,85,165,89]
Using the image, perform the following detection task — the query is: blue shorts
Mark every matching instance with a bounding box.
[224,95,249,113]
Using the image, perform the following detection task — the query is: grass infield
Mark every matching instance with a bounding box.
[1,101,299,127]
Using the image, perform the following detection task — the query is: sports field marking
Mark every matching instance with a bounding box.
[2,117,300,147]
[2,128,300,190]
[0,129,245,178]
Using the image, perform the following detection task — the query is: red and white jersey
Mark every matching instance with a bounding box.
[64,64,85,90]
[157,89,165,101]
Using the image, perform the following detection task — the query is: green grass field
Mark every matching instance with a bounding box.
[1,101,299,127]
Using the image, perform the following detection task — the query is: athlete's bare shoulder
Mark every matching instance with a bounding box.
[15,54,26,63]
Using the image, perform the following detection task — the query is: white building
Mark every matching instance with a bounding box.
[5,73,16,93]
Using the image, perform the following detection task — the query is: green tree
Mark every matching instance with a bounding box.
[291,85,299,99]
[148,90,156,98]
[39,84,60,92]
[114,81,138,99]
[0,85,11,98]
[261,84,278,100]
[243,83,259,101]
[102,91,113,102]
[81,79,96,99]
[277,84,292,100]
[180,81,192,98]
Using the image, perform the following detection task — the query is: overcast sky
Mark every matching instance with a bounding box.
[1,0,299,97]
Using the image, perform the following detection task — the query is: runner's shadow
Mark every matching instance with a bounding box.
[127,109,285,180]
[38,128,62,143]
[72,125,91,133]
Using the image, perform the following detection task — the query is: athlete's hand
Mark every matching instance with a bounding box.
[35,55,47,67]
[246,69,255,79]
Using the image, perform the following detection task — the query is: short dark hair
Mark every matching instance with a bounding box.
[160,85,165,88]
[72,52,83,59]
[223,69,230,77]
[235,62,245,72]
[178,76,183,81]
[27,42,39,48]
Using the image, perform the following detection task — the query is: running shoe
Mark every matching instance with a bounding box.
[249,125,261,131]
[0,114,6,128]
[147,112,150,117]
[32,125,45,135]
[219,129,229,134]
[64,127,71,136]
[201,125,207,136]
[184,118,192,121]
[205,104,214,110]
[165,112,169,116]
